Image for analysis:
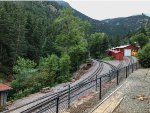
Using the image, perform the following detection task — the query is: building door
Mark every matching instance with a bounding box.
[124,49,131,56]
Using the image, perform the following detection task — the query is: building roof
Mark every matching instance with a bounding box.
[115,45,129,49]
[108,49,122,53]
[0,84,12,92]
[113,44,139,49]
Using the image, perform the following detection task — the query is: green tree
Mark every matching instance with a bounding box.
[54,8,90,71]
[13,57,36,74]
[131,33,149,48]
[89,32,109,58]
[0,2,27,67]
[138,43,150,68]
[11,57,36,95]
[58,53,71,83]
[39,54,59,85]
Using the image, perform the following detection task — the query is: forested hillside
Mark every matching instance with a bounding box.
[53,1,150,37]
[0,1,110,100]
[0,1,60,69]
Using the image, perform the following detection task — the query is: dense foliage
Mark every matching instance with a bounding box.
[131,33,149,48]
[0,2,58,70]
[54,9,90,71]
[88,32,109,59]
[138,43,150,68]
[0,2,96,100]
[130,23,150,68]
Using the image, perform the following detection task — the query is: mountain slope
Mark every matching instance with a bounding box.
[73,10,150,37]
[57,1,150,37]
[91,14,150,37]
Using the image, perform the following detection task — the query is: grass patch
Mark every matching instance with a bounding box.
[102,56,115,61]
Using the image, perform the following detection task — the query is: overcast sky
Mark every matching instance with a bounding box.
[64,0,150,20]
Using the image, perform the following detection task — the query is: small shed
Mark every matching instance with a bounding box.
[107,49,123,60]
[116,51,124,60]
[0,84,12,106]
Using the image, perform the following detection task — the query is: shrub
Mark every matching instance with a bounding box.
[138,43,150,68]
[13,57,36,74]
[102,56,115,61]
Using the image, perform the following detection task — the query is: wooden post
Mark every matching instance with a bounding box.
[56,96,59,113]
[117,70,119,85]
[99,77,102,100]
[126,66,128,78]
[132,64,134,73]
[96,75,98,91]
[68,85,71,108]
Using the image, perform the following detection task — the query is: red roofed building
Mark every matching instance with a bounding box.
[107,49,124,60]
[0,84,12,106]
[113,44,139,56]
[107,44,139,60]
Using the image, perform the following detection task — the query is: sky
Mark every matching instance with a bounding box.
[64,0,150,20]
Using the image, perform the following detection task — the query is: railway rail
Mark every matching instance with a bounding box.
[117,61,124,69]
[4,60,104,113]
[21,61,105,113]
[100,61,117,70]
[3,57,138,113]
[77,61,104,84]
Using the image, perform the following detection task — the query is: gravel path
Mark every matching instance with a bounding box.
[113,68,150,113]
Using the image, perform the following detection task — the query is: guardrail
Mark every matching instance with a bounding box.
[3,62,140,113]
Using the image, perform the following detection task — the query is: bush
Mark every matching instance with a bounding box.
[10,54,72,100]
[58,53,71,83]
[10,57,37,100]
[138,43,150,68]
[13,57,36,74]
[102,56,115,61]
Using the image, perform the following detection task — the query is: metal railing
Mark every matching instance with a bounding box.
[3,62,140,113]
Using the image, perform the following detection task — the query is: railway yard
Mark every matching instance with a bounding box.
[4,56,138,113]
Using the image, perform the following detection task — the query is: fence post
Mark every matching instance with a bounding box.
[109,70,111,81]
[126,66,128,78]
[117,70,119,85]
[68,85,70,108]
[136,62,138,70]
[99,77,102,100]
[96,75,98,91]
[56,96,59,113]
[132,64,134,73]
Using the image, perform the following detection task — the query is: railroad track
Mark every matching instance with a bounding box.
[76,60,104,84]
[4,58,137,113]
[24,61,105,113]
[4,60,104,113]
[125,56,134,65]
[117,61,124,69]
[130,56,134,64]
[100,61,117,70]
